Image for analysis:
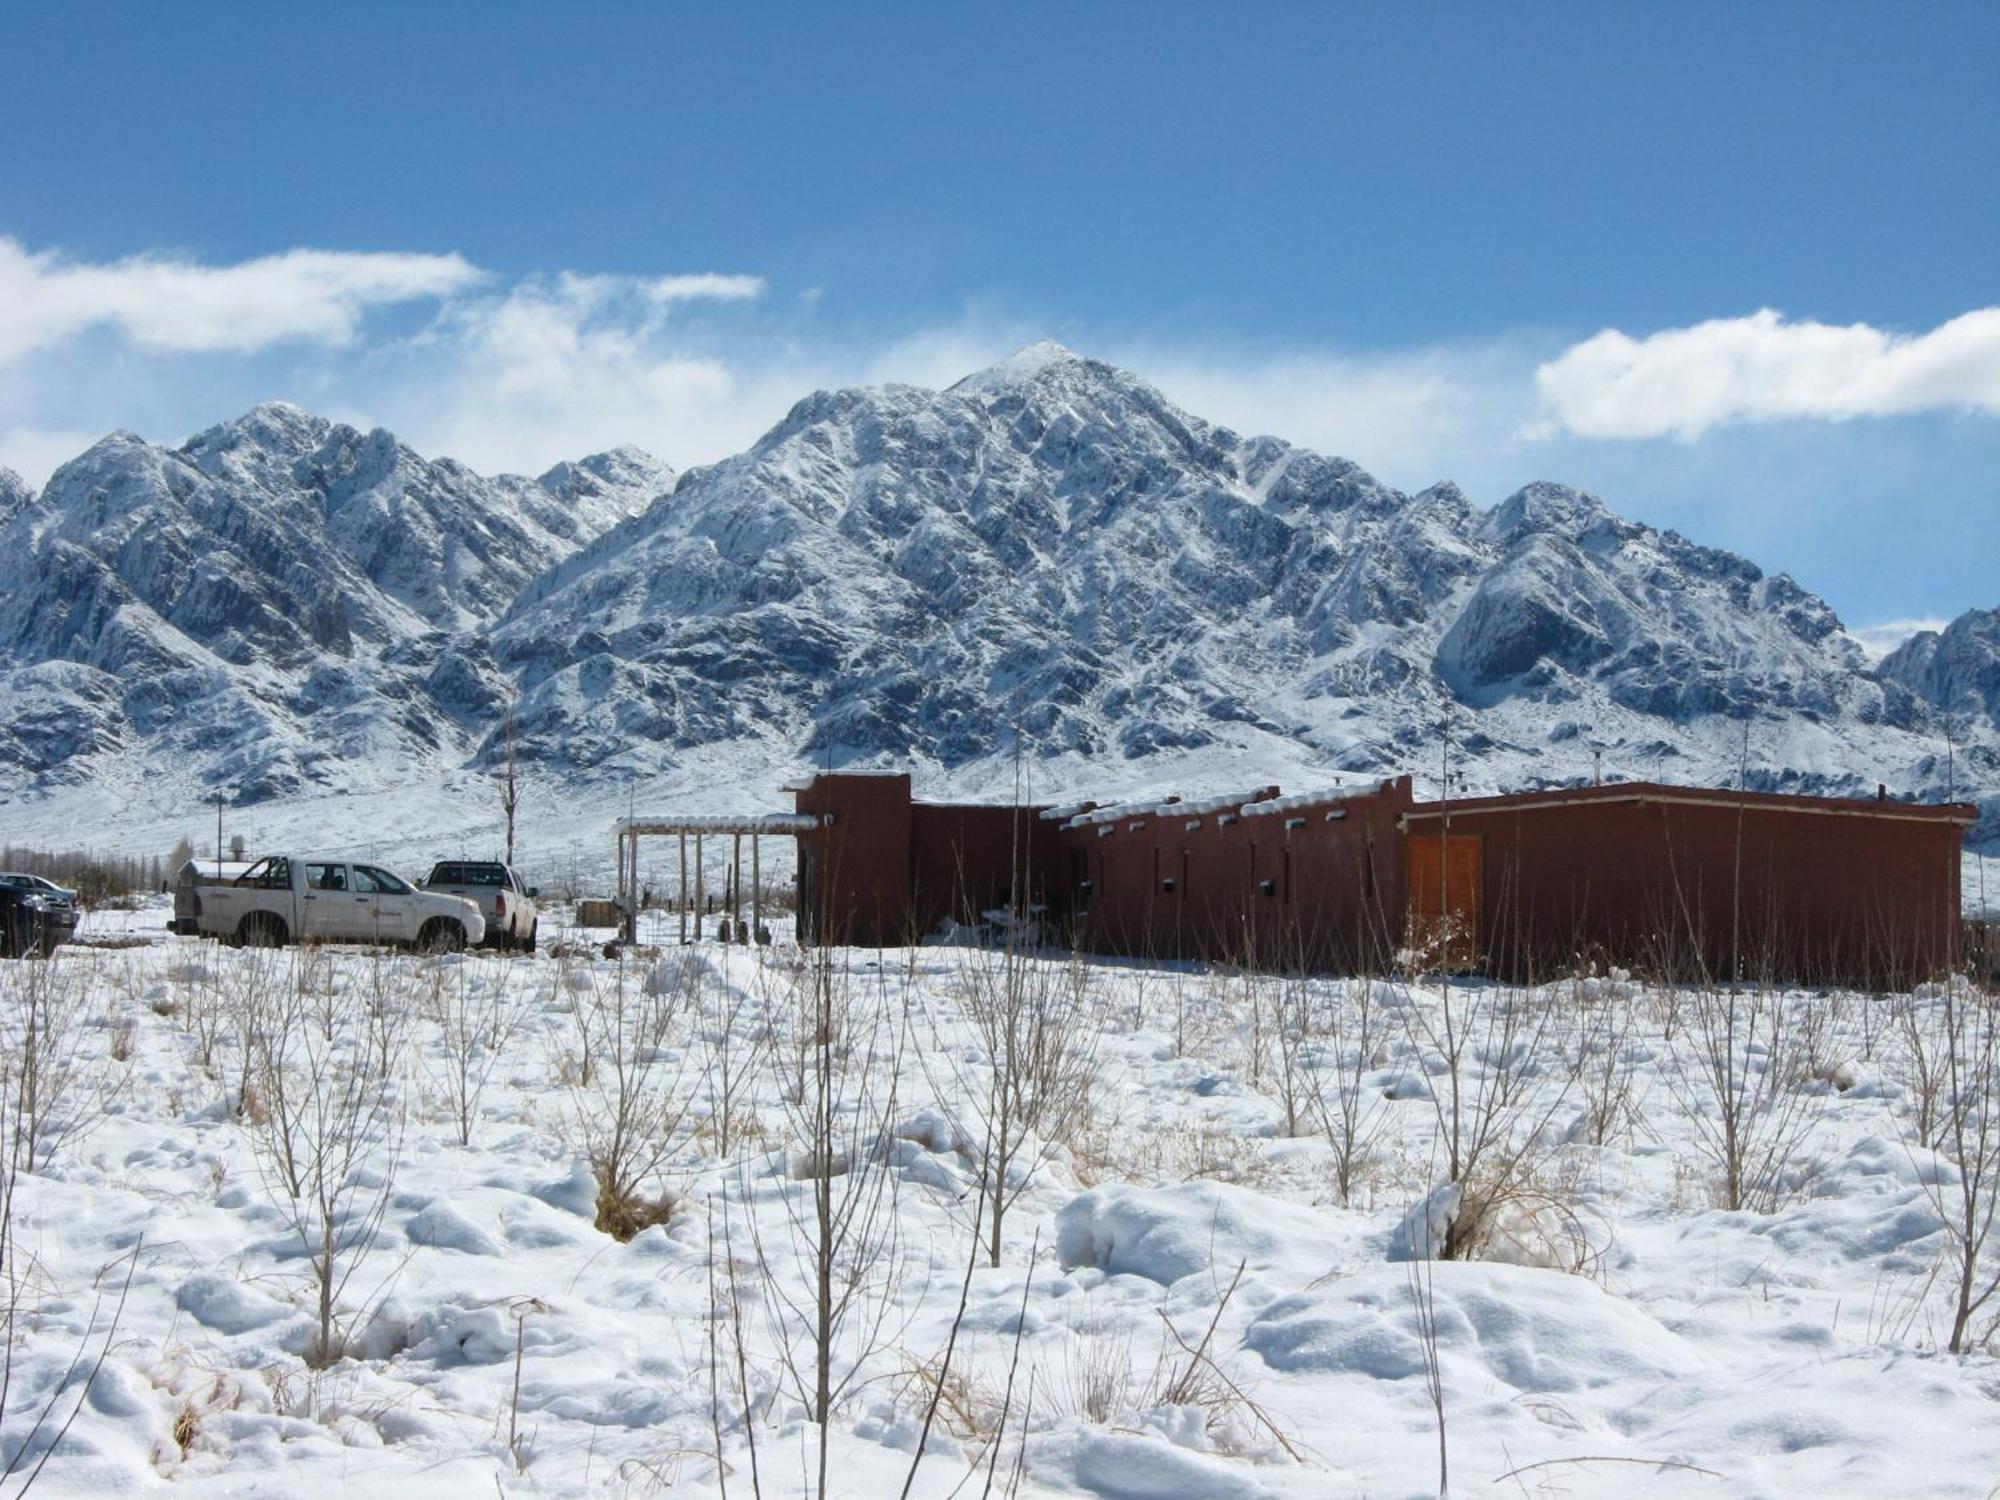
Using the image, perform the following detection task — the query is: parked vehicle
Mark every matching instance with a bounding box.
[171,858,255,936]
[0,872,78,911]
[0,875,80,957]
[193,855,485,952]
[420,861,540,952]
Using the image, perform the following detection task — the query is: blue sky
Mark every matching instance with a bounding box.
[2,2,1995,643]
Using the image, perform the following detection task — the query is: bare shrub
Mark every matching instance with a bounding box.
[556,954,699,1239]
[1565,972,1648,1149]
[245,953,408,1366]
[1402,978,1573,1259]
[420,958,532,1147]
[751,946,909,1499]
[692,960,769,1160]
[0,952,106,1172]
[1306,975,1389,1205]
[1666,980,1823,1213]
[1893,987,1959,1152]
[953,945,1099,1266]
[1907,978,2000,1353]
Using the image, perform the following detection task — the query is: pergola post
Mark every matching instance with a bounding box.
[731,832,743,942]
[627,830,640,945]
[616,812,817,951]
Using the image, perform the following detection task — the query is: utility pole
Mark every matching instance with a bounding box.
[501,707,520,867]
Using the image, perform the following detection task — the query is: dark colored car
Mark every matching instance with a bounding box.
[0,872,77,910]
[0,875,80,958]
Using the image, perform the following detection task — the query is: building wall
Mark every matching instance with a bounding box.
[792,771,1969,986]
[1406,792,1966,986]
[1055,779,1413,967]
[908,802,1060,937]
[793,773,916,946]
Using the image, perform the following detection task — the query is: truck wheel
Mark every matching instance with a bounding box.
[239,913,289,948]
[419,918,467,955]
[524,922,537,955]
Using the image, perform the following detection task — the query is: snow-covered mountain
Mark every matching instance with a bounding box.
[1880,609,2000,724]
[487,343,1975,813]
[0,404,669,801]
[1,347,1994,846]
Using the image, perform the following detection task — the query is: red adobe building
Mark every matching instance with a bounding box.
[789,771,1974,986]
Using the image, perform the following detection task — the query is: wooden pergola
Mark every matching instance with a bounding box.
[613,812,825,946]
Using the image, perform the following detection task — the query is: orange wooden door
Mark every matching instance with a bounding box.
[1408,833,1483,965]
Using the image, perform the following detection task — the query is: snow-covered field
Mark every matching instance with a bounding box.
[4,900,1999,1498]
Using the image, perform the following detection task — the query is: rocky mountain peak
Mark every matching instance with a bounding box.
[0,353,1992,840]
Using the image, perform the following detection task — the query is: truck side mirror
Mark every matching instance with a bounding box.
[529,887,540,899]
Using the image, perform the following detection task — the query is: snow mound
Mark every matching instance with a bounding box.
[175,1270,295,1335]
[1246,1263,1701,1393]
[1054,1182,1347,1287]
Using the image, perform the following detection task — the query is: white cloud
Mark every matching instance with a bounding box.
[0,237,487,363]
[1850,617,1951,662]
[390,271,770,473]
[1536,307,2000,440]
[1114,338,1541,493]
[0,426,98,490]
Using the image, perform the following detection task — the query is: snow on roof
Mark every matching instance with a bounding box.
[1240,783,1382,816]
[617,813,824,835]
[1062,787,1283,829]
[1039,800,1097,822]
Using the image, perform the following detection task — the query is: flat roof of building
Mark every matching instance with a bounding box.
[1404,781,1977,826]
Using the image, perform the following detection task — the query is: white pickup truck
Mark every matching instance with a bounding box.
[194,855,486,952]
[420,862,540,952]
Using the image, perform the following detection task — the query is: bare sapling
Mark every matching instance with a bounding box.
[173,954,230,1076]
[954,943,1100,1267]
[1667,977,1823,1213]
[0,1051,143,1495]
[1306,974,1388,1205]
[558,954,699,1239]
[694,961,771,1159]
[247,953,409,1366]
[1255,969,1319,1139]
[1893,988,1958,1152]
[0,952,106,1173]
[1910,978,2000,1353]
[752,944,909,1500]
[1566,972,1647,1149]
[1402,976,1573,1260]
[421,957,533,1147]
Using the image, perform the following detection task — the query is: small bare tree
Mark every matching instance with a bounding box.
[557,954,698,1238]
[1567,974,1648,1149]
[955,944,1100,1267]
[1911,979,2000,1353]
[0,953,105,1172]
[1402,977,1572,1259]
[1307,975,1388,1205]
[1667,979,1822,1213]
[752,945,909,1499]
[422,959,533,1147]
[693,961,770,1159]
[247,954,408,1366]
